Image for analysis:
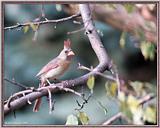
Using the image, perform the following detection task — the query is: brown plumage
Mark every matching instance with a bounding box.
[33,39,75,112]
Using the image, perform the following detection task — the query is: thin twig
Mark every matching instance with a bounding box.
[78,63,116,81]
[47,88,52,114]
[41,4,45,18]
[115,71,121,96]
[67,27,85,35]
[138,93,155,105]
[62,87,82,97]
[4,13,81,30]
[75,93,92,111]
[103,112,132,125]
[4,78,29,90]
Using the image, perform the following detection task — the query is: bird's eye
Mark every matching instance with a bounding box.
[65,50,68,53]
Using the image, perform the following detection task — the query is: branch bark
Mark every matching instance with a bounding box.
[4,4,112,115]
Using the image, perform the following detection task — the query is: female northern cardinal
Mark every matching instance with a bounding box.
[33,39,75,112]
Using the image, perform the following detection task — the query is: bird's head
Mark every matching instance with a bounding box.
[58,39,75,60]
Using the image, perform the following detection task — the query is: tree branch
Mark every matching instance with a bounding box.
[64,4,157,43]
[103,112,132,125]
[4,13,81,30]
[4,4,112,115]
[138,93,155,105]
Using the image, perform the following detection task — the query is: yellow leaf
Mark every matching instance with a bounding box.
[78,112,89,125]
[87,75,95,92]
[23,26,29,33]
[105,82,117,97]
[29,23,38,31]
[143,105,156,124]
[110,82,117,97]
[118,91,126,102]
[66,114,78,125]
[127,94,139,113]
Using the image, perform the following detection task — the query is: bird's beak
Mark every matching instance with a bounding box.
[67,51,75,56]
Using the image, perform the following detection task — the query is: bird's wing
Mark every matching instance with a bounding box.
[36,58,59,77]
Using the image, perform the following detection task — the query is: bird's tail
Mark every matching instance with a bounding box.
[33,98,42,112]
[33,81,45,112]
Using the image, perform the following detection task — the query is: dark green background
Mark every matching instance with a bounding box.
[4,4,156,125]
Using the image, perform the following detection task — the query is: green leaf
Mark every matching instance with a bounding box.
[119,32,126,49]
[124,4,135,13]
[87,75,95,93]
[140,41,155,61]
[78,112,89,125]
[23,26,29,33]
[66,114,78,125]
[143,104,156,124]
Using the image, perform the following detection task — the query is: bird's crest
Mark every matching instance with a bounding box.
[64,39,71,49]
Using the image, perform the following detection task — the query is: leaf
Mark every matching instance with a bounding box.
[129,81,145,97]
[127,94,139,114]
[105,82,117,97]
[66,114,78,125]
[132,107,144,124]
[78,112,89,125]
[87,75,95,93]
[119,31,126,49]
[140,41,155,61]
[56,4,62,12]
[118,91,126,102]
[120,100,133,120]
[118,92,133,120]
[108,4,116,9]
[23,26,29,33]
[124,4,135,13]
[143,104,156,124]
[29,23,38,31]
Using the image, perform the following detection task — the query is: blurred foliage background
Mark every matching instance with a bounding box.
[4,3,157,125]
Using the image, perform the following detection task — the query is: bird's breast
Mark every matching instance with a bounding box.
[43,60,71,79]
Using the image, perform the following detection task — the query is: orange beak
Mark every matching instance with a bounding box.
[67,51,75,56]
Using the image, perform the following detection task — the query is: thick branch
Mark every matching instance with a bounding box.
[4,13,81,30]
[4,4,111,115]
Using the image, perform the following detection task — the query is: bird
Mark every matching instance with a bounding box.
[33,39,75,112]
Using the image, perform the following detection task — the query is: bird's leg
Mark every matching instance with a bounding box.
[46,79,52,86]
[53,78,61,83]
